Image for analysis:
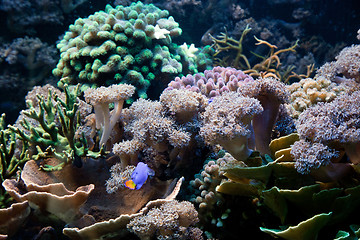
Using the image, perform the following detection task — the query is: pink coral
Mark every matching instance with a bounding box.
[166,66,255,98]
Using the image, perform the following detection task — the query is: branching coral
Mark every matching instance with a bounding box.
[210,26,311,82]
[127,200,202,240]
[0,114,29,185]
[10,84,105,171]
[84,83,135,146]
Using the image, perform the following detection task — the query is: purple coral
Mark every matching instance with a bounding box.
[167,66,288,155]
[291,91,360,174]
[166,66,255,98]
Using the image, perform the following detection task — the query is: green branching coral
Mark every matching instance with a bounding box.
[0,114,29,208]
[0,114,29,184]
[10,85,106,171]
[53,1,213,102]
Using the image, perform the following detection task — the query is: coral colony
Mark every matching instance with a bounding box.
[0,1,360,240]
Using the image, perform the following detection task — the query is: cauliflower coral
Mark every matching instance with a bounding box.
[200,91,263,161]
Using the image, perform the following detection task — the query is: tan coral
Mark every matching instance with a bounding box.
[62,177,184,240]
[286,76,358,119]
[0,201,31,238]
[200,91,263,160]
[116,98,193,169]
[84,84,135,146]
[3,160,94,223]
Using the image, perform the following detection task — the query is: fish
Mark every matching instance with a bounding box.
[124,162,155,190]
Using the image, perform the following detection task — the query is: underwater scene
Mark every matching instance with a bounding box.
[0,0,360,239]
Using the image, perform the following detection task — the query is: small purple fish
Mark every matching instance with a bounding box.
[125,162,155,190]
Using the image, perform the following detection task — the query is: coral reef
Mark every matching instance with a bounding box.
[291,91,360,174]
[127,200,202,240]
[1,1,360,240]
[10,84,105,171]
[168,66,289,155]
[200,91,263,161]
[113,88,207,171]
[53,2,212,102]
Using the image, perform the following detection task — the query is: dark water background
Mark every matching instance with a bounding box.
[0,0,359,123]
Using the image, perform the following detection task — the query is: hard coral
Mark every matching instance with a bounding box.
[166,66,255,98]
[53,2,212,101]
[11,84,104,171]
[3,160,94,223]
[286,76,359,119]
[0,201,30,238]
[190,153,238,223]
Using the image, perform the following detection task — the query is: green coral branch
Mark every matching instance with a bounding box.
[0,114,29,185]
[11,84,107,171]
